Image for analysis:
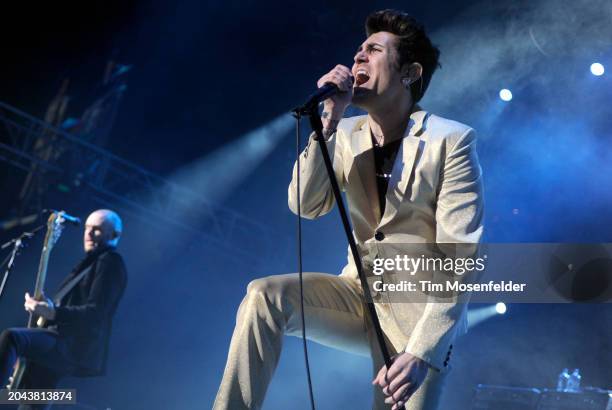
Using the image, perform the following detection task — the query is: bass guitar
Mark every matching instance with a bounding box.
[7,211,68,390]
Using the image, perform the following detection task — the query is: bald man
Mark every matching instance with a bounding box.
[0,209,127,407]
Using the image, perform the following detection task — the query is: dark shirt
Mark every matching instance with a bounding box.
[372,137,403,216]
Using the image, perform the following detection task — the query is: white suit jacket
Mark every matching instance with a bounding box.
[288,107,484,371]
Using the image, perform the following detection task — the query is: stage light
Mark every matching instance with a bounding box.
[468,303,508,329]
[166,113,293,204]
[499,89,512,102]
[590,63,605,76]
[495,302,507,314]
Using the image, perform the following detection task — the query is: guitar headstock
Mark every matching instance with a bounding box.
[43,212,66,251]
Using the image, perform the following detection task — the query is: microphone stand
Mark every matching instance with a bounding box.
[0,225,44,301]
[293,101,402,409]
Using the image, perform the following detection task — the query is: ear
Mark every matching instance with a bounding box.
[401,62,423,87]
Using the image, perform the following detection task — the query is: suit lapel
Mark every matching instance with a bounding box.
[379,110,429,227]
[345,109,429,229]
[347,124,381,226]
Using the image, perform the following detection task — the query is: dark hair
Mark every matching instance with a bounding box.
[365,9,440,102]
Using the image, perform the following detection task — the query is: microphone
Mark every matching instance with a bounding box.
[58,212,81,226]
[43,209,81,226]
[298,77,354,111]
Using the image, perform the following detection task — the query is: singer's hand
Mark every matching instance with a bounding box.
[372,352,430,409]
[317,65,353,120]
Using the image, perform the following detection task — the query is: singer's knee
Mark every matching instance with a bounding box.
[243,276,292,331]
[246,277,276,302]
[246,276,293,311]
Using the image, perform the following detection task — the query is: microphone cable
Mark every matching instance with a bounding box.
[293,112,316,410]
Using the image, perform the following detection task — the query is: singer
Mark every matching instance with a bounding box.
[214,9,483,410]
[0,209,127,409]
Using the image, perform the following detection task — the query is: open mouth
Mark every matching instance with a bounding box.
[355,69,370,86]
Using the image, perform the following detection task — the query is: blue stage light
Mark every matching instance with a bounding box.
[495,302,507,314]
[499,89,513,102]
[590,62,605,76]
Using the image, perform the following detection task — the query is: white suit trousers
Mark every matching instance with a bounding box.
[213,272,447,410]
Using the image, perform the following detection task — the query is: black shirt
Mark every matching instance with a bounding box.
[372,137,403,216]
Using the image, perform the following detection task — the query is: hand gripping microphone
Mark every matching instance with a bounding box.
[296,77,354,113]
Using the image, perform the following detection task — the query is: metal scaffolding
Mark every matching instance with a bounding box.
[0,101,274,260]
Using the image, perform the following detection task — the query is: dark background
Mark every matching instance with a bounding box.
[1,0,611,409]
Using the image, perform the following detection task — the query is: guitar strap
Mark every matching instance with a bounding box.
[53,265,93,307]
[52,245,113,306]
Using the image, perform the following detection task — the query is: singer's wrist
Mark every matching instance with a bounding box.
[321,111,341,131]
[321,127,336,141]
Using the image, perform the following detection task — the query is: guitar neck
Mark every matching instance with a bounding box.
[27,213,61,328]
[33,244,51,299]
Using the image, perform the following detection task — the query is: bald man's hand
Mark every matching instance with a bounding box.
[24,292,56,321]
[372,352,430,409]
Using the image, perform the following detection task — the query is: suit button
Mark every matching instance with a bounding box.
[374,231,385,241]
